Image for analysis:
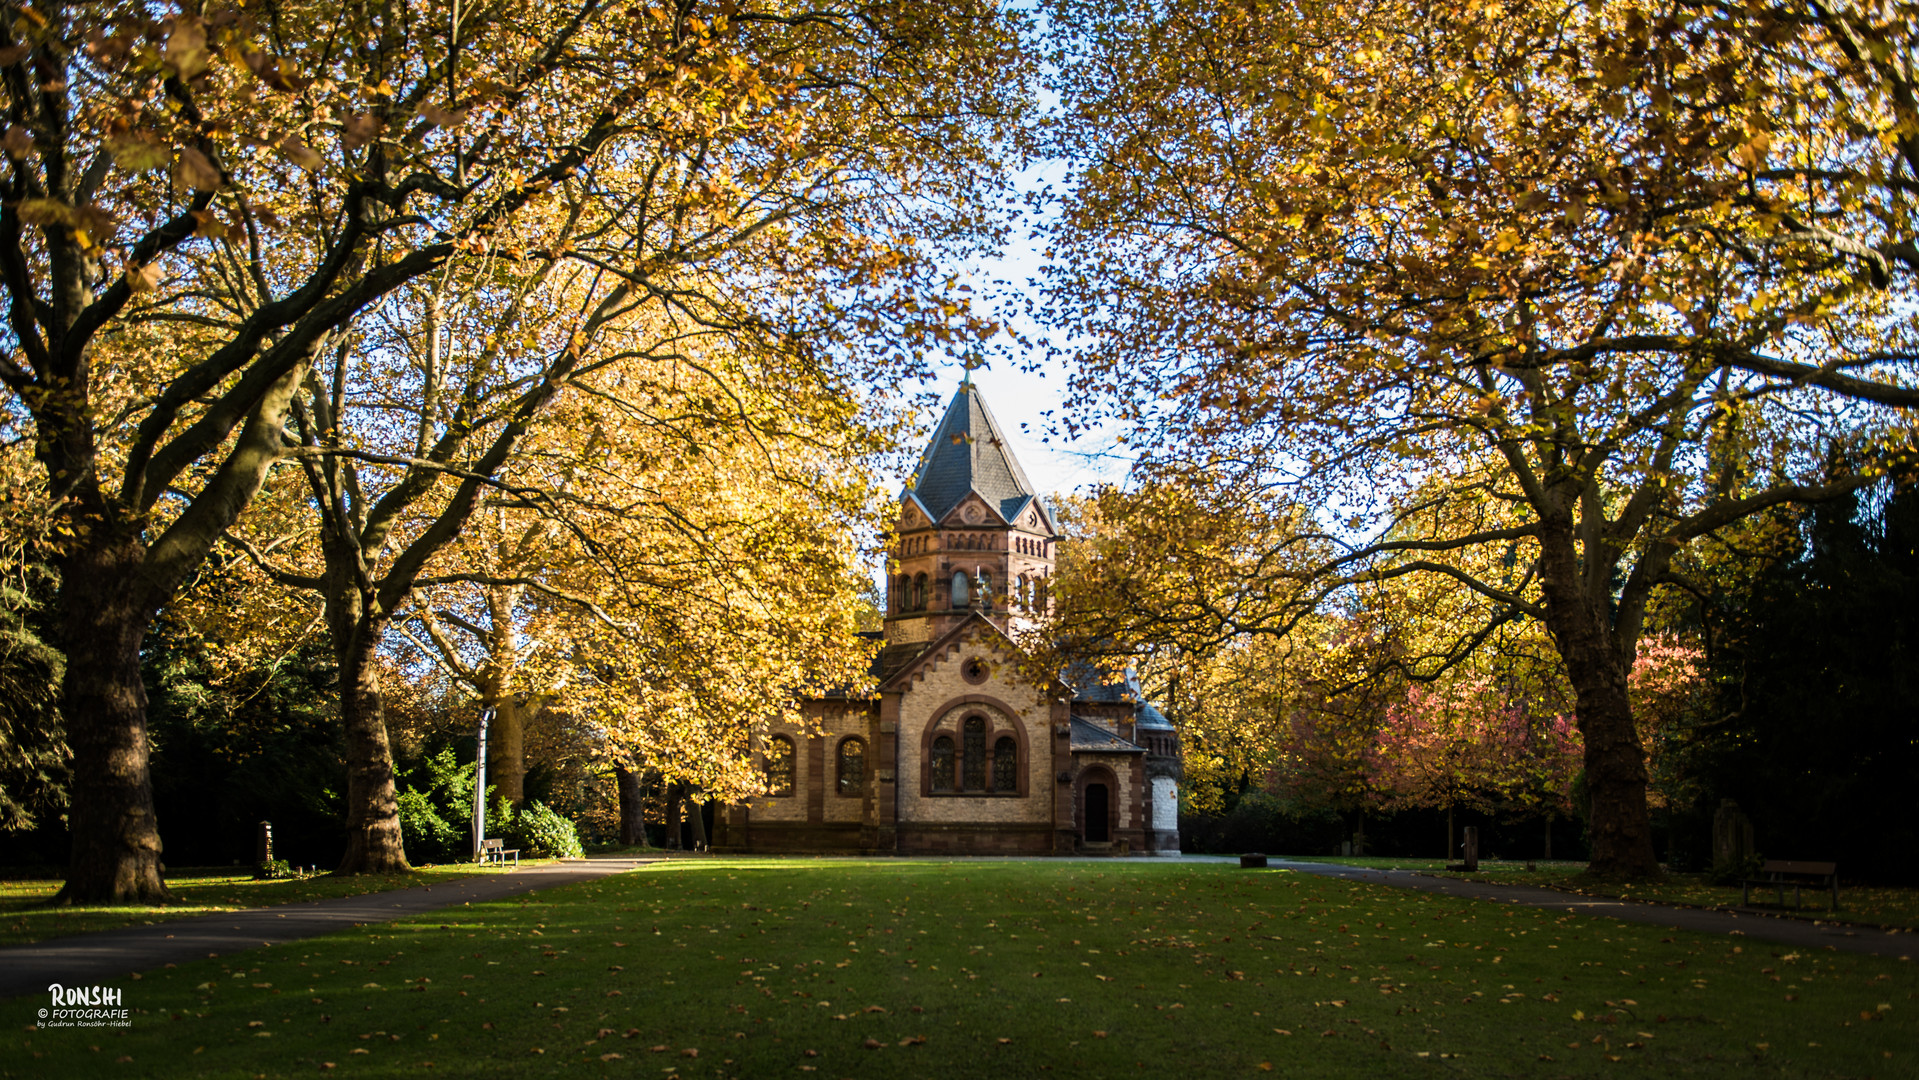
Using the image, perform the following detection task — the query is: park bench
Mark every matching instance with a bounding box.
[1740,859,1839,911]
[480,838,521,868]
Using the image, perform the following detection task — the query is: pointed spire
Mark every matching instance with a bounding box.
[907,380,1049,527]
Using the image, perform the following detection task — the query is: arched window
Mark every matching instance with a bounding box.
[837,737,866,795]
[765,736,795,797]
[951,571,969,607]
[1035,576,1048,611]
[962,717,986,790]
[993,736,1018,792]
[931,736,955,792]
[978,572,993,610]
[896,574,911,612]
[1016,574,1030,608]
[913,573,926,610]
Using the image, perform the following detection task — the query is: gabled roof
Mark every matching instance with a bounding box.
[1070,718,1145,753]
[874,610,1071,696]
[906,382,1053,528]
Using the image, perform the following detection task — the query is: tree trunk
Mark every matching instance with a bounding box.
[52,533,170,904]
[688,788,708,851]
[1537,516,1661,879]
[664,781,684,850]
[491,694,530,806]
[1543,814,1553,861]
[1446,804,1454,862]
[335,625,409,874]
[615,764,645,848]
[1354,811,1365,857]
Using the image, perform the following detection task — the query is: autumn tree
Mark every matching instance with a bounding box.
[2,0,1026,896]
[224,11,1014,872]
[1040,0,1919,877]
[388,352,884,833]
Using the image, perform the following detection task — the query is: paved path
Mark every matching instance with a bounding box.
[1258,858,1913,960]
[0,857,650,1001]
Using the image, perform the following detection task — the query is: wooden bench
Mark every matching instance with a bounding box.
[480,838,520,868]
[1741,860,1839,911]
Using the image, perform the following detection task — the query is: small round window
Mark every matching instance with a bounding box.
[962,657,990,685]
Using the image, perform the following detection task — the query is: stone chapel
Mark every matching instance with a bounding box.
[714,381,1181,855]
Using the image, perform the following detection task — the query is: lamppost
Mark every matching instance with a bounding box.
[473,707,496,862]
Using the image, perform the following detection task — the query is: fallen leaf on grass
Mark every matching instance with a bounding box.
[599,1053,622,1061]
[862,1038,882,1050]
[1273,1029,1292,1036]
[898,1036,926,1047]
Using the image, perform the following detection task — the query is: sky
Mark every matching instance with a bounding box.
[901,161,1137,505]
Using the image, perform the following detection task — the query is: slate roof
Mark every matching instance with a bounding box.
[1070,717,1146,753]
[907,383,1051,527]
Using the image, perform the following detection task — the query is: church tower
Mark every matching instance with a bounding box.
[884,381,1057,651]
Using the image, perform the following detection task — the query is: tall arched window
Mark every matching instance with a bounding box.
[1016,574,1030,609]
[837,737,866,795]
[765,736,795,797]
[978,572,993,610]
[896,574,911,612]
[951,571,969,607]
[993,736,1018,792]
[1035,576,1048,611]
[913,573,926,610]
[931,736,955,792]
[962,717,986,790]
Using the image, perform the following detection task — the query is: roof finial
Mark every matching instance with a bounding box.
[960,349,982,390]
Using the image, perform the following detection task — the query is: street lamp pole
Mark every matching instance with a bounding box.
[473,707,495,862]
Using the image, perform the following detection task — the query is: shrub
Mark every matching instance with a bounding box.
[398,788,462,863]
[502,799,583,858]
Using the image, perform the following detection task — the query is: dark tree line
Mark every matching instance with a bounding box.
[1677,482,1919,883]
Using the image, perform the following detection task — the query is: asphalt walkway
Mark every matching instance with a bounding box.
[1262,857,1913,960]
[0,856,650,1000]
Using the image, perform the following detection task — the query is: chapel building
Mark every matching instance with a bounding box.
[714,381,1181,855]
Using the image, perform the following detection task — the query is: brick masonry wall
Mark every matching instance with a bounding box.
[741,702,879,825]
[894,627,1055,829]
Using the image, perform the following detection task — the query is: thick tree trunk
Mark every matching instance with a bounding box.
[336,627,410,874]
[1543,814,1553,861]
[53,534,170,904]
[688,788,708,851]
[1537,516,1661,879]
[491,694,530,806]
[664,781,684,850]
[615,765,645,848]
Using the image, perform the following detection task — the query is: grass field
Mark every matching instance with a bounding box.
[1288,857,1919,932]
[0,865,515,947]
[10,858,1915,1078]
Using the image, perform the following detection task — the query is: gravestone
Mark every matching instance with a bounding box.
[1713,799,1755,870]
[256,820,273,865]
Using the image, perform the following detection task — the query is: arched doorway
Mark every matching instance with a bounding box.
[1084,782,1110,843]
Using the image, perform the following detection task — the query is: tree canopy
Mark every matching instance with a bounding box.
[1040,0,1919,875]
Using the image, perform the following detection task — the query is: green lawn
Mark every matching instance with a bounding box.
[0,865,519,947]
[12,859,1915,1078]
[1288,857,1919,932]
